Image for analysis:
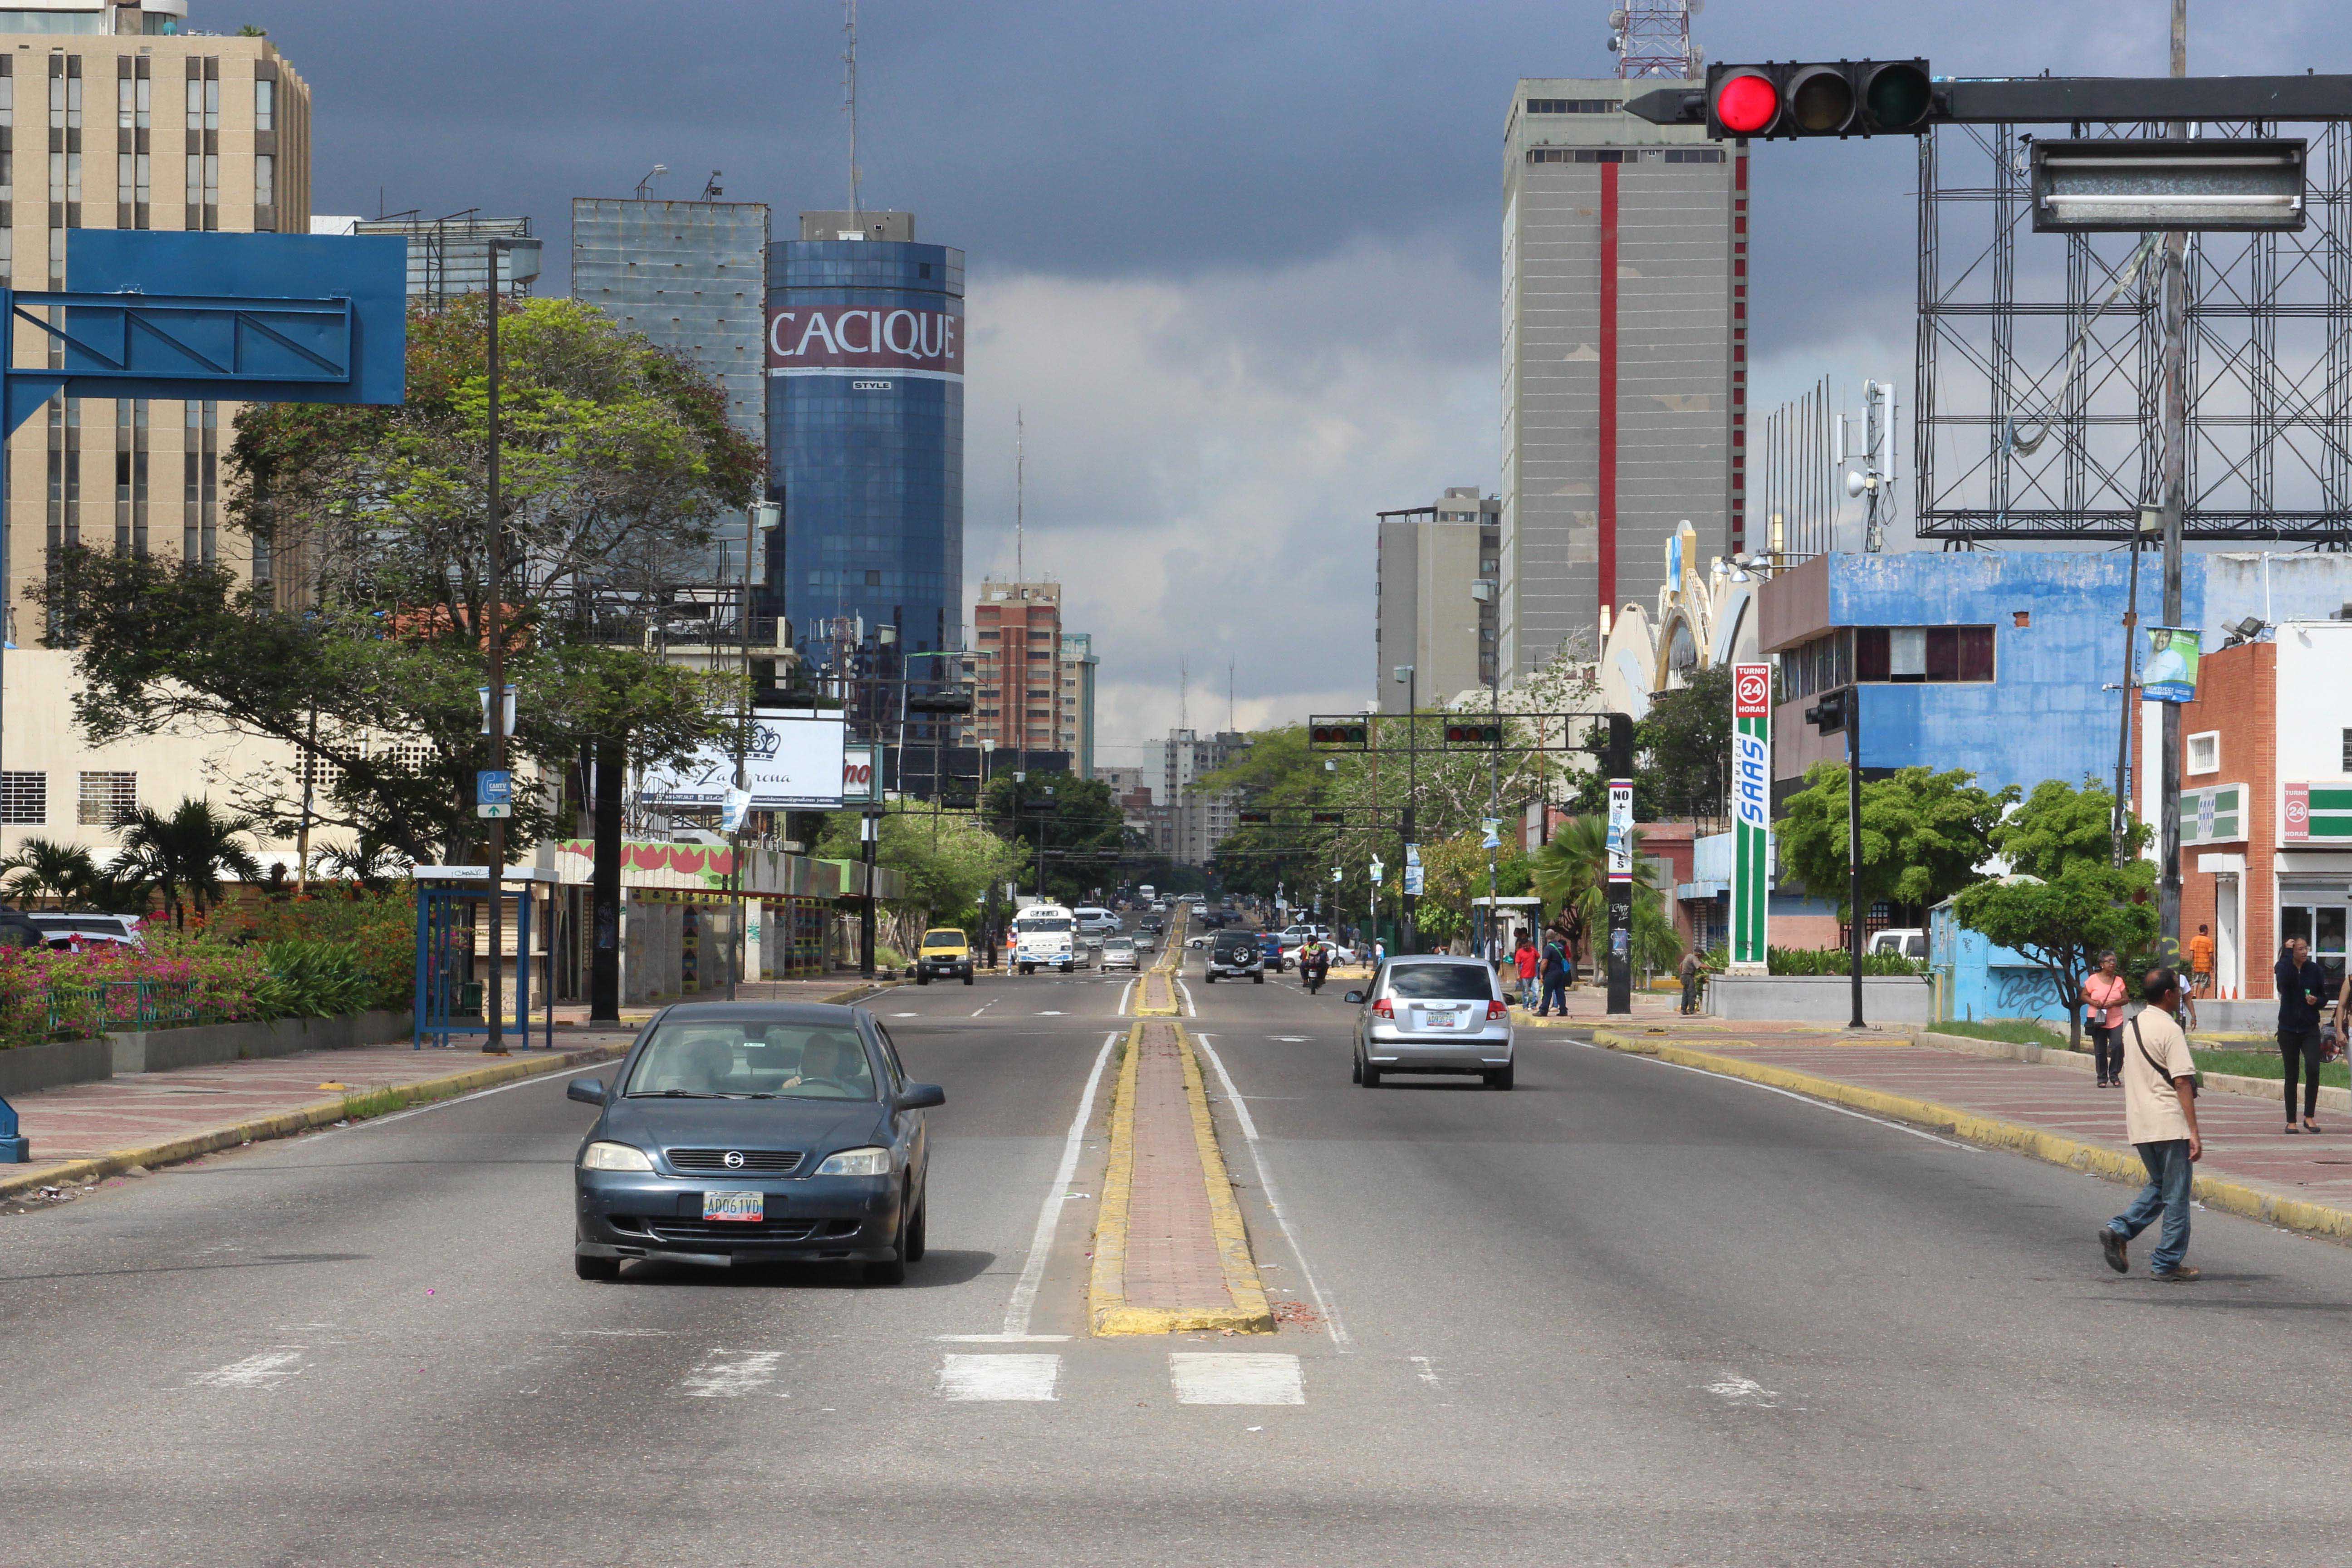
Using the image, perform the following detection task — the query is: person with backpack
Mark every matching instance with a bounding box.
[1538,935,1570,1016]
[2099,966,2205,1283]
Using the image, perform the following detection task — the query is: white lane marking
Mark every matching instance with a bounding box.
[1037,1010,1066,1016]
[1190,1032,1351,1354]
[1273,1036,1310,1043]
[1170,1352,1305,1406]
[1411,1355,1445,1391]
[1704,1374,1782,1409]
[679,1349,784,1398]
[937,1354,1061,1401]
[308,1059,612,1138]
[997,1029,1121,1338]
[1565,1039,1976,1150]
[970,999,998,1017]
[1176,978,1197,1016]
[936,1333,1070,1343]
[892,1012,920,1018]
[1116,978,1135,1014]
[196,1350,306,1388]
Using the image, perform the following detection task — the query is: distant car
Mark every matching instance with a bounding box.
[1871,929,1929,962]
[568,1001,944,1284]
[1260,932,1287,972]
[1347,955,1516,1090]
[25,911,143,951]
[914,927,974,986]
[1205,929,1264,984]
[1100,936,1140,972]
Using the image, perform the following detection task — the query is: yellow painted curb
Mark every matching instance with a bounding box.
[1588,1029,2352,1246]
[0,1039,631,1201]
[1088,1020,1274,1334]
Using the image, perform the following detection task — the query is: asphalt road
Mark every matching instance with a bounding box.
[8,942,2352,1566]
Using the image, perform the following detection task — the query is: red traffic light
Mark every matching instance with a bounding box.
[1713,70,1779,136]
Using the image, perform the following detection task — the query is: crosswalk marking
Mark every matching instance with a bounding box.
[679,1349,782,1398]
[937,1354,1060,1401]
[1169,1352,1305,1406]
[196,1350,306,1388]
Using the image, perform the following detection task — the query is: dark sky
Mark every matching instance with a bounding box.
[220,0,2349,750]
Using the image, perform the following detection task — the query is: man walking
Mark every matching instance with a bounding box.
[1537,935,1569,1017]
[2186,923,2215,996]
[1679,948,1707,1015]
[1512,935,1539,1010]
[2276,936,2330,1135]
[2099,966,2204,1282]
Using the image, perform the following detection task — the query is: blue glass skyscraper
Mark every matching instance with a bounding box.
[765,211,964,660]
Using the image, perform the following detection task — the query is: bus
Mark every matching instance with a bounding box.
[1011,902,1077,975]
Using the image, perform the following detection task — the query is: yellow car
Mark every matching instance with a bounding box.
[916,927,975,985]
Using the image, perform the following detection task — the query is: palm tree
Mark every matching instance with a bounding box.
[0,837,98,907]
[1529,815,1684,977]
[116,799,265,927]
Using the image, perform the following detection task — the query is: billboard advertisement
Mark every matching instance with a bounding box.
[2141,626,2201,704]
[1730,662,1773,971]
[640,711,848,811]
[766,305,964,378]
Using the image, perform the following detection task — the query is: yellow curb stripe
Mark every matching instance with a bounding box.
[1175,1021,1275,1332]
[0,1040,630,1202]
[1588,1029,2352,1246]
[1088,1023,1147,1332]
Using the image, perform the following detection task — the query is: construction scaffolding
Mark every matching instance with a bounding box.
[1916,120,2352,546]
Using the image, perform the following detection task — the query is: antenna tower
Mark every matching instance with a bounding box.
[1179,658,1188,733]
[842,0,862,221]
[1609,0,1699,81]
[1015,407,1025,581]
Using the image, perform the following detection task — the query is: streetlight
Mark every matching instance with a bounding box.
[480,233,542,1054]
[1392,664,1417,953]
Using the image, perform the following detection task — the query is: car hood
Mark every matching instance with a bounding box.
[596,1095,891,1159]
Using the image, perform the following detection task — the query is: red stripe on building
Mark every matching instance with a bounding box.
[1598,160,1619,621]
[1729,146,1750,554]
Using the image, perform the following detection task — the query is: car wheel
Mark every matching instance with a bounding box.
[1253,972,1264,984]
[1487,1065,1515,1091]
[574,1252,621,1282]
[867,1197,912,1286]
[1360,1062,1383,1088]
[905,1199,928,1263]
[962,973,974,986]
[1350,1054,1362,1084]
[1205,973,1217,984]
[916,972,930,985]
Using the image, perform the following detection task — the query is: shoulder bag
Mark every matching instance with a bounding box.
[2131,1015,2202,1097]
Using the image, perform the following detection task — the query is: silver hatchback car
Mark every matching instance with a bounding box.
[1347,955,1516,1090]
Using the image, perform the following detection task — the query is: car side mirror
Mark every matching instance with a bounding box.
[1343,990,1366,1004]
[895,1083,946,1112]
[566,1077,607,1106]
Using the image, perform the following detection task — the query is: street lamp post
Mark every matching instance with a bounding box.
[1393,663,1417,954]
[480,235,541,1053]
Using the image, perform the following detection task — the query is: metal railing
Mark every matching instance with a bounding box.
[45,979,210,1037]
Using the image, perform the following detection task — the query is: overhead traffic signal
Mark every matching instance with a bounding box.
[1804,690,1849,735]
[1238,810,1272,825]
[1309,721,1370,748]
[1311,811,1346,825]
[1444,722,1504,747]
[1706,60,1935,140]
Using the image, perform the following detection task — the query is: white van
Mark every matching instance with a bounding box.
[1871,929,1929,962]
[1013,902,1078,975]
[1072,905,1117,936]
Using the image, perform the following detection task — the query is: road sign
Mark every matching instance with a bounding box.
[1606,780,1634,884]
[1402,864,1425,897]
[475,769,513,820]
[1369,858,1385,885]
[1731,663,1773,972]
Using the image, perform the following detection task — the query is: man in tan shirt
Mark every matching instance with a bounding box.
[2099,967,2204,1281]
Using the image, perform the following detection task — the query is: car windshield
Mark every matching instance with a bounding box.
[1387,964,1497,1000]
[624,1022,877,1101]
[1019,917,1072,933]
[923,932,963,948]
[1213,936,1255,954]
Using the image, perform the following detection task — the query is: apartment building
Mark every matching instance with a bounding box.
[969,580,1061,759]
[1164,727,1248,867]
[1376,485,1499,710]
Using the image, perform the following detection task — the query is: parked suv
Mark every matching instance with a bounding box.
[1347,955,1516,1090]
[1204,929,1264,984]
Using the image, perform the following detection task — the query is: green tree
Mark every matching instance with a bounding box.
[117,799,266,927]
[1528,816,1681,975]
[982,775,1130,906]
[1955,864,2158,1049]
[1566,663,1732,823]
[1999,777,2145,879]
[814,803,1024,932]
[1777,764,2015,926]
[44,295,759,863]
[0,838,98,906]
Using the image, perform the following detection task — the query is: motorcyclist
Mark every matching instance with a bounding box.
[1298,936,1331,995]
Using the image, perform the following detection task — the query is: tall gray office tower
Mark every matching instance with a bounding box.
[572,196,773,582]
[1499,79,1747,675]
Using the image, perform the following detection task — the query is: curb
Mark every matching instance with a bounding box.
[1588,1028,2352,1247]
[1088,1020,1274,1335]
[0,1038,632,1202]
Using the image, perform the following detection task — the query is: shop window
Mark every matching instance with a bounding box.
[1853,626,1995,684]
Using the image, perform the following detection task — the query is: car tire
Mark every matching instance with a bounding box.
[962,973,974,986]
[916,972,930,985]
[1360,1062,1383,1088]
[1252,972,1264,984]
[1486,1065,1515,1091]
[905,1199,928,1263]
[574,1252,621,1282]
[1350,1054,1362,1084]
[1205,973,1217,984]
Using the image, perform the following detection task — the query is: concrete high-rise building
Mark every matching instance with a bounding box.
[766,209,963,662]
[1377,486,1499,710]
[1,0,314,625]
[969,579,1060,757]
[1058,630,1098,778]
[1499,79,1747,675]
[1164,728,1248,867]
[348,212,540,301]
[573,196,770,581]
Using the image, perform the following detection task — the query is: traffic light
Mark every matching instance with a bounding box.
[1444,722,1504,747]
[1238,810,1272,825]
[1805,690,1849,735]
[1309,721,1370,748]
[1310,811,1346,825]
[1706,60,1934,140]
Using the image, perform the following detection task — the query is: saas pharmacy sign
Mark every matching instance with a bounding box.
[766,305,964,379]
[1730,662,1773,971]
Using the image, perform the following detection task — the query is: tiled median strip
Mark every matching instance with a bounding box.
[1090,1019,1274,1335]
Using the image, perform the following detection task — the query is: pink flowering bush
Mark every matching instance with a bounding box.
[0,930,270,1049]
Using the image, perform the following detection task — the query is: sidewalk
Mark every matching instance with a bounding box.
[1575,1011,2352,1244]
[3,976,895,1201]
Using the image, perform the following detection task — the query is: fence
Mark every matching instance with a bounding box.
[44,979,211,1039]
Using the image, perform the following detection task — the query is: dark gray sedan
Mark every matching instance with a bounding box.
[567,1002,944,1284]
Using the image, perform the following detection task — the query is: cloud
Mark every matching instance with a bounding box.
[960,241,1496,756]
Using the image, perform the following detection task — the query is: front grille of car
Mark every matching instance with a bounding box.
[632,1218,863,1245]
[665,1148,804,1174]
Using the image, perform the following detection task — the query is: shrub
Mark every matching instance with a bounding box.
[1765,945,1928,977]
[253,939,378,1020]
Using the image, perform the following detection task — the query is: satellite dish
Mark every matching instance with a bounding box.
[1845,471,1869,498]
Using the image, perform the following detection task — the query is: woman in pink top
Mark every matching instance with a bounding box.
[2082,950,2130,1088]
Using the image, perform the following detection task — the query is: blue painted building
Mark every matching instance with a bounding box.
[764,211,964,661]
[1927,892,2072,1025]
[1756,550,2352,812]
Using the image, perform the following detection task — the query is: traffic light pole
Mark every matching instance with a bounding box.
[1846,686,1866,1030]
[1605,714,1633,1018]
[2156,0,2189,965]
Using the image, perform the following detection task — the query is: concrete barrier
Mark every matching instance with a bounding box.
[107,1008,413,1074]
[1706,973,1934,1024]
[0,1036,112,1097]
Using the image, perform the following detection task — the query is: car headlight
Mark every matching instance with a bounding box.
[814,1146,892,1176]
[579,1140,655,1171]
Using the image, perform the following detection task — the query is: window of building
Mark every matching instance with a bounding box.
[2186,731,2220,776]
[0,771,44,824]
[253,75,272,132]
[2342,726,2352,773]
[114,397,147,557]
[1852,626,1995,684]
[975,628,999,641]
[77,770,134,827]
[254,151,271,209]
[184,399,217,563]
[1526,98,1616,114]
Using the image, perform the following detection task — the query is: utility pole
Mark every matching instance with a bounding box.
[1604,713,1633,1017]
[2112,510,2151,865]
[482,247,511,1055]
[590,736,623,1022]
[1846,687,1866,1030]
[1395,664,1418,955]
[2155,0,2190,961]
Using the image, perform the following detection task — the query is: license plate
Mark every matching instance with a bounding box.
[702,1191,763,1222]
[1422,1010,1461,1029]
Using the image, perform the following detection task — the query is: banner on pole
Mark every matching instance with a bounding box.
[1606,780,1634,883]
[1731,662,1773,971]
